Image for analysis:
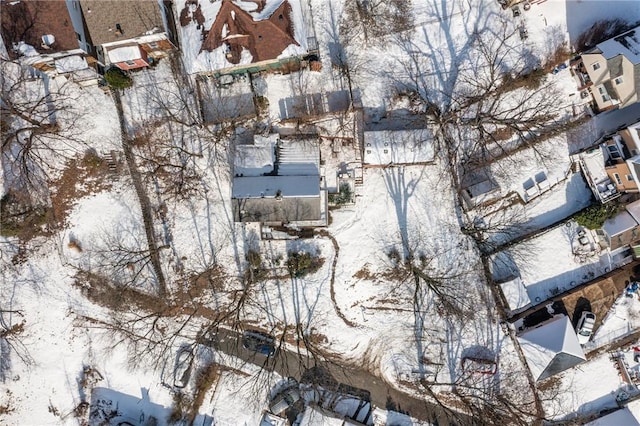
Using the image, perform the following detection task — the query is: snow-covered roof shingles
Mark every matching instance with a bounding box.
[0,0,79,59]
[179,0,308,74]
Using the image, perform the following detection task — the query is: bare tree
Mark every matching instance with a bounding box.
[1,59,83,198]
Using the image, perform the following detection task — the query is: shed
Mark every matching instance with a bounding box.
[517,315,586,382]
[499,277,531,313]
[602,210,639,250]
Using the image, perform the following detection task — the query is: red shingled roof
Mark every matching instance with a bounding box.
[200,0,298,64]
[1,0,79,59]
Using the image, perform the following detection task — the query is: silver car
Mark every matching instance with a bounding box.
[269,383,301,414]
[576,311,596,345]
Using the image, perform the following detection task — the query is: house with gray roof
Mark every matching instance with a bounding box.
[577,25,640,112]
[66,0,174,71]
[232,135,327,227]
[517,315,586,382]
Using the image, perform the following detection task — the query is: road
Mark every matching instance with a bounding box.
[211,328,470,425]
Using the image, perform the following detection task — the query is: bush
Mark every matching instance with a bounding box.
[502,68,546,90]
[573,202,620,230]
[328,183,353,205]
[104,67,132,89]
[245,249,269,282]
[255,96,269,112]
[287,250,324,278]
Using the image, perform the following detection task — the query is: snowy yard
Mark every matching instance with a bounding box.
[5,0,640,424]
[494,221,613,305]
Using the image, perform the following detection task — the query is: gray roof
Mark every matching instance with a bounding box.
[517,316,586,381]
[626,199,640,224]
[231,175,320,199]
[603,210,638,237]
[607,55,623,79]
[597,26,640,65]
[79,0,164,46]
[233,197,321,223]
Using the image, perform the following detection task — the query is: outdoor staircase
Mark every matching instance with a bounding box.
[103,150,119,177]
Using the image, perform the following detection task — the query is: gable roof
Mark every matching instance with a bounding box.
[517,315,586,381]
[200,0,298,63]
[78,0,164,46]
[0,0,79,59]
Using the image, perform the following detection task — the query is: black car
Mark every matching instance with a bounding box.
[242,330,277,356]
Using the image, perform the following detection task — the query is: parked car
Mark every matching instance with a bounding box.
[242,330,277,356]
[575,311,596,344]
[512,5,521,17]
[269,383,301,414]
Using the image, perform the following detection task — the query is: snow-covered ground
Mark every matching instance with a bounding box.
[4,0,640,424]
[472,133,592,247]
[540,289,640,422]
[494,220,612,305]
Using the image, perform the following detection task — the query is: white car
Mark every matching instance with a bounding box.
[576,311,596,345]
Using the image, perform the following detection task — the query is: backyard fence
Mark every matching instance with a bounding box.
[584,322,635,352]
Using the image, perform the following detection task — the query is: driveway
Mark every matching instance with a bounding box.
[211,327,469,425]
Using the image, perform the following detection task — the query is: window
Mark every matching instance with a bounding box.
[592,62,601,71]
[607,144,621,159]
[598,86,605,94]
[602,94,611,102]
[614,173,622,185]
[628,174,634,181]
[615,77,623,85]
[125,60,137,66]
[76,32,82,41]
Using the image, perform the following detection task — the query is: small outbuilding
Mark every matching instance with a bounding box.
[517,315,586,382]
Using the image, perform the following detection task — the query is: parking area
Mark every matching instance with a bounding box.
[518,261,640,335]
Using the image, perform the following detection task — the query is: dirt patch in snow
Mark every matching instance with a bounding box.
[50,151,116,228]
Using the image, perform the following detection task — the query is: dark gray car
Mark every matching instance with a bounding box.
[242,330,277,356]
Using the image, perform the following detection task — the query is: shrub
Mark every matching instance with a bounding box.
[573,202,620,230]
[104,67,132,89]
[245,249,269,282]
[0,191,50,239]
[255,96,269,112]
[287,250,324,278]
[81,149,104,169]
[503,68,546,90]
[328,183,353,205]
